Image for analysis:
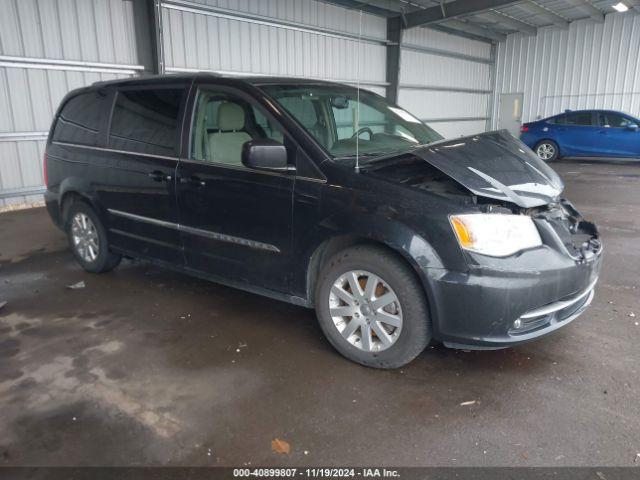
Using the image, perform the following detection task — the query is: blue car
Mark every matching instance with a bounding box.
[520,109,640,162]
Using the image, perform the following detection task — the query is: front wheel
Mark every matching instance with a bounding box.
[535,140,559,162]
[66,202,122,273]
[315,245,431,368]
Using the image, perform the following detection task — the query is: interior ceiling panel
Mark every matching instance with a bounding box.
[530,0,592,21]
[326,0,616,38]
[491,4,557,26]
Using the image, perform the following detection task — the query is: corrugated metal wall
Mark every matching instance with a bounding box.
[161,0,388,95]
[493,11,640,127]
[0,0,499,206]
[0,0,391,206]
[399,27,493,138]
[0,0,147,207]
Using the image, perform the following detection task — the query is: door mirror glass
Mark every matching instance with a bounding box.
[242,139,289,171]
[330,96,349,109]
[626,123,639,131]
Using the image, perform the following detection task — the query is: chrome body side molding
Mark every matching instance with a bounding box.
[107,209,280,253]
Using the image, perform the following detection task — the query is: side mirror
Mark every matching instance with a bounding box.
[241,139,290,171]
[626,123,639,131]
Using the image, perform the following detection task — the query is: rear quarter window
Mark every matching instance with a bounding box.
[108,87,186,157]
[52,90,109,146]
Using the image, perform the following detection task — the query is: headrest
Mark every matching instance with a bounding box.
[217,102,245,131]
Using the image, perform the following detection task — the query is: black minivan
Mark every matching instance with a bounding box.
[44,74,602,368]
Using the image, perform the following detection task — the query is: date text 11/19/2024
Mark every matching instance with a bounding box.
[233,468,401,478]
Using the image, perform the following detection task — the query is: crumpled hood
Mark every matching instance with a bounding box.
[409,130,564,208]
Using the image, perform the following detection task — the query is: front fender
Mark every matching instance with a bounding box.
[294,210,445,314]
[324,212,444,271]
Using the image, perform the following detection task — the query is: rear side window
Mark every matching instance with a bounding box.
[564,112,592,126]
[53,91,109,146]
[109,87,185,156]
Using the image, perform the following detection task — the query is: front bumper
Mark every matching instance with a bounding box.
[426,245,603,349]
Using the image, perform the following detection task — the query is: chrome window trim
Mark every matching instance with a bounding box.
[177,157,326,183]
[296,176,327,184]
[177,157,292,177]
[51,141,179,162]
[107,209,280,253]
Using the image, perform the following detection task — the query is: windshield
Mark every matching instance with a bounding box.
[260,84,443,160]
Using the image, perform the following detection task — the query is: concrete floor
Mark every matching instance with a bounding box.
[0,161,639,467]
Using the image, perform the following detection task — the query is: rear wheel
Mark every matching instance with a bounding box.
[315,245,431,368]
[66,202,121,273]
[535,140,559,162]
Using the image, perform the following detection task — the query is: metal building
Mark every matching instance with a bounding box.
[1,0,638,206]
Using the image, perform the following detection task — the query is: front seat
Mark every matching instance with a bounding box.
[208,102,252,165]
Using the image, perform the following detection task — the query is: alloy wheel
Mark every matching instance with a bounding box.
[71,212,99,263]
[536,143,555,160]
[329,270,403,352]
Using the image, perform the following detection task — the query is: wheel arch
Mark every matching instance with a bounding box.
[304,229,443,324]
[58,178,103,226]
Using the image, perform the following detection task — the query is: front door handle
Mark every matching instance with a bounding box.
[179,175,206,187]
[148,170,172,182]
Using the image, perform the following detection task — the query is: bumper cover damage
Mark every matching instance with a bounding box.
[428,199,603,350]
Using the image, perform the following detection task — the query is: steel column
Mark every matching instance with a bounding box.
[386,16,403,103]
[147,0,165,74]
[486,43,498,131]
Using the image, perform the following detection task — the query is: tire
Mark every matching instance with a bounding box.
[534,140,560,162]
[315,245,431,369]
[65,201,122,273]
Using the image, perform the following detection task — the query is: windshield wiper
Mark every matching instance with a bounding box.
[333,152,386,161]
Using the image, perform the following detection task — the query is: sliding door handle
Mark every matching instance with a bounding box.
[179,175,206,187]
[148,170,172,182]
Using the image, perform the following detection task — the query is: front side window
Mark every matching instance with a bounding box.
[109,87,185,156]
[598,112,632,128]
[564,112,593,126]
[190,89,285,166]
[53,91,109,146]
[260,85,443,159]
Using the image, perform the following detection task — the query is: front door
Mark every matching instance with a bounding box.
[498,93,524,135]
[176,85,295,293]
[98,84,188,264]
[595,111,640,157]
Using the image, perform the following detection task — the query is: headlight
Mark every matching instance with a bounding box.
[449,213,542,257]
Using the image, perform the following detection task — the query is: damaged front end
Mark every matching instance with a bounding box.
[362,130,603,348]
[528,199,602,263]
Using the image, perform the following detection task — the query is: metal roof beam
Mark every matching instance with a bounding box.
[441,18,507,41]
[476,10,538,35]
[428,24,496,43]
[320,0,399,17]
[563,0,604,22]
[401,0,520,29]
[518,1,569,28]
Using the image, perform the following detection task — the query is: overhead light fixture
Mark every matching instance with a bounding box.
[612,2,629,12]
